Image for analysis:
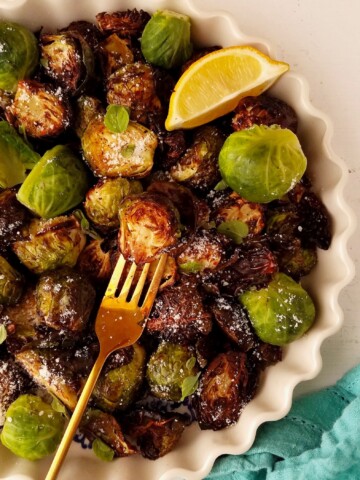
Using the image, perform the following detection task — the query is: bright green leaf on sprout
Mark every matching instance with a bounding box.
[92,438,115,462]
[217,220,249,244]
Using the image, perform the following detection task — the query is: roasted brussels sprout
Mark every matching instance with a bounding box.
[12,215,86,274]
[239,272,316,346]
[17,145,89,219]
[0,256,23,306]
[297,190,331,250]
[0,189,29,252]
[77,238,114,284]
[99,34,134,77]
[177,229,225,273]
[40,30,94,94]
[218,125,307,203]
[0,120,40,188]
[74,95,104,138]
[96,9,151,37]
[81,408,136,458]
[93,343,146,411]
[0,358,29,426]
[147,342,200,401]
[82,114,157,178]
[35,268,95,333]
[169,126,224,192]
[232,94,298,133]
[15,348,80,410]
[119,193,181,263]
[7,80,72,138]
[147,275,212,341]
[106,63,162,124]
[0,394,65,460]
[279,244,318,278]
[84,177,142,230]
[141,10,193,69]
[124,409,187,460]
[0,21,38,92]
[195,351,252,430]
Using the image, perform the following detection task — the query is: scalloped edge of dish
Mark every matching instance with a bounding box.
[0,1,356,480]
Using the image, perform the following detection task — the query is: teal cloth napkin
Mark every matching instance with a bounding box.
[206,364,360,480]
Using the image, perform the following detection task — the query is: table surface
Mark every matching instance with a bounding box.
[191,0,360,396]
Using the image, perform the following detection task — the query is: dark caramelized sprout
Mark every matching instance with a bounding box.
[0,21,38,92]
[0,358,29,426]
[84,177,142,231]
[74,95,104,138]
[118,193,181,263]
[93,343,146,411]
[99,34,134,77]
[36,268,96,333]
[0,255,23,305]
[17,145,89,219]
[0,189,29,251]
[239,272,316,346]
[147,342,200,401]
[177,229,224,273]
[0,394,65,460]
[77,239,113,284]
[81,114,157,178]
[8,80,72,138]
[12,215,86,274]
[96,9,151,37]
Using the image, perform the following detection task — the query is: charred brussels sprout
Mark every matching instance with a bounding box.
[74,95,104,138]
[0,121,40,188]
[96,9,151,37]
[0,358,29,426]
[77,239,113,284]
[99,34,134,77]
[40,30,95,95]
[36,268,96,333]
[81,114,157,178]
[93,343,146,411]
[219,125,307,203]
[8,80,72,138]
[0,21,38,93]
[147,342,200,402]
[239,272,316,346]
[170,126,224,192]
[17,145,89,219]
[0,394,65,460]
[0,189,29,252]
[12,215,86,274]
[84,177,142,230]
[0,256,23,305]
[119,193,181,263]
[177,229,224,273]
[141,10,193,69]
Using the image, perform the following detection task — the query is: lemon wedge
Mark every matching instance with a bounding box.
[165,45,289,131]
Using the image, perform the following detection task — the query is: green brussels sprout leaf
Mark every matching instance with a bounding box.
[92,438,115,462]
[178,260,203,273]
[141,10,193,69]
[0,394,65,460]
[180,372,201,401]
[0,21,39,92]
[50,395,69,418]
[219,125,307,203]
[73,209,102,240]
[0,324,7,344]
[0,121,40,188]
[17,145,89,218]
[217,220,249,244]
[239,272,316,346]
[214,179,228,191]
[104,105,130,133]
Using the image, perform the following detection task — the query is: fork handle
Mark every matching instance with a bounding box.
[45,350,108,480]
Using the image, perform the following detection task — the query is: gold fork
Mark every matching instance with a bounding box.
[46,252,168,480]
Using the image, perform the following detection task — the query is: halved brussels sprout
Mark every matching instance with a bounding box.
[140,10,193,69]
[0,394,65,460]
[119,193,181,264]
[0,21,38,93]
[0,121,40,188]
[0,255,23,305]
[77,238,113,284]
[93,343,146,411]
[0,189,29,252]
[170,126,224,192]
[17,145,89,219]
[239,272,316,346]
[36,268,96,333]
[12,215,86,274]
[96,9,151,37]
[0,358,29,426]
[84,177,142,230]
[82,114,157,178]
[74,95,104,138]
[146,342,200,402]
[99,33,134,77]
[177,229,224,273]
[218,125,307,203]
[8,80,72,138]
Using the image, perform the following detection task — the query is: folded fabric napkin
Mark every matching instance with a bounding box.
[206,364,360,480]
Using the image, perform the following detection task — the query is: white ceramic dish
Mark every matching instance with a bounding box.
[0,0,355,479]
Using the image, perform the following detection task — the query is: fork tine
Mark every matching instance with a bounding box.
[131,262,151,304]
[104,254,127,298]
[141,253,168,317]
[118,261,138,301]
